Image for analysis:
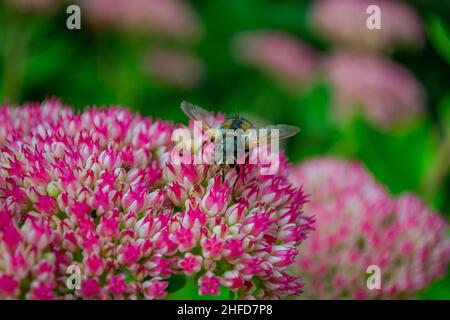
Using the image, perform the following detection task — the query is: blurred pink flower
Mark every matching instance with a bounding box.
[145,47,205,90]
[232,31,320,90]
[325,51,426,129]
[310,0,424,52]
[82,0,203,41]
[289,157,450,299]
[0,100,312,299]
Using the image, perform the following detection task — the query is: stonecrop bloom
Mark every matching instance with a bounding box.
[0,100,312,299]
[289,158,450,299]
[232,31,320,90]
[82,0,203,42]
[310,0,424,53]
[324,51,426,129]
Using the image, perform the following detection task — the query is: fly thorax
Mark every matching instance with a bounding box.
[214,129,246,166]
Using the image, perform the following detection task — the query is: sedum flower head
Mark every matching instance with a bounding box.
[0,100,311,299]
[325,51,426,129]
[310,0,424,53]
[82,0,203,42]
[232,31,320,90]
[289,157,450,299]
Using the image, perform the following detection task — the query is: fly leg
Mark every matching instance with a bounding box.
[231,165,240,202]
[241,152,250,185]
[221,168,226,184]
[202,164,210,184]
[200,138,213,184]
[215,165,226,184]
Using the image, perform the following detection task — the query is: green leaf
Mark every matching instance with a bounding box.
[166,276,230,300]
[427,14,450,65]
[353,117,437,195]
[166,274,187,294]
[438,92,450,133]
[418,266,450,300]
[124,269,134,284]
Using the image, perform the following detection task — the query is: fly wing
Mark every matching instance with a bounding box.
[180,101,215,131]
[246,124,300,149]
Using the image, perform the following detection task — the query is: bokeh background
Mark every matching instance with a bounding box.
[0,0,449,299]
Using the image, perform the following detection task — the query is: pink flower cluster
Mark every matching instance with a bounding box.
[232,31,320,90]
[0,100,312,299]
[309,0,426,129]
[289,158,450,299]
[310,0,424,53]
[324,52,426,129]
[82,0,203,42]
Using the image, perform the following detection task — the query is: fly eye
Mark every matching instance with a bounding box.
[210,136,215,143]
